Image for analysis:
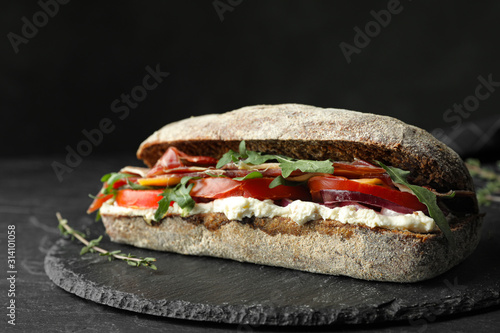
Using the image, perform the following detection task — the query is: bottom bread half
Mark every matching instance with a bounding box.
[101,212,482,283]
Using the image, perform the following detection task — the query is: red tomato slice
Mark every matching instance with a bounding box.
[87,193,113,213]
[87,178,137,213]
[110,178,311,210]
[240,178,311,201]
[115,189,164,209]
[308,176,426,211]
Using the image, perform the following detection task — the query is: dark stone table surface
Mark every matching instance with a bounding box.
[1,155,499,332]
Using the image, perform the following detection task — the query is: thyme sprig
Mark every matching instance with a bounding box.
[465,158,500,206]
[56,213,157,270]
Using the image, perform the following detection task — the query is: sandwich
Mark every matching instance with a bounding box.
[87,104,481,282]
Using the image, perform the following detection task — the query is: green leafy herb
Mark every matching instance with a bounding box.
[58,218,85,240]
[217,141,334,184]
[154,176,198,221]
[465,158,500,206]
[269,175,286,188]
[100,173,113,182]
[243,152,276,166]
[269,175,307,188]
[233,171,263,181]
[275,156,334,178]
[94,210,102,222]
[80,235,103,255]
[217,141,276,168]
[239,140,248,157]
[100,172,136,195]
[377,161,455,246]
[216,149,239,168]
[56,213,157,270]
[205,172,227,178]
[89,172,139,221]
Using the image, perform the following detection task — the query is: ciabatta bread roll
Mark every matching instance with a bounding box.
[89,104,481,282]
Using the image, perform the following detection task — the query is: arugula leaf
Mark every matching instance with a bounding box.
[240,141,278,165]
[205,172,227,178]
[239,140,248,158]
[233,171,263,181]
[216,141,335,185]
[217,141,277,168]
[377,161,455,247]
[269,175,306,188]
[154,176,197,221]
[216,149,239,168]
[276,156,335,178]
[101,172,136,195]
[243,151,276,165]
[100,173,113,182]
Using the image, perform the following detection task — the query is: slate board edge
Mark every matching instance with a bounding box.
[44,238,500,326]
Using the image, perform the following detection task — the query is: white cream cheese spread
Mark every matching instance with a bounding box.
[100,196,438,233]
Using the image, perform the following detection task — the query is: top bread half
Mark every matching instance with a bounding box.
[137,104,474,193]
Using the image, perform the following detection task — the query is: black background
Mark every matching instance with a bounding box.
[2,0,500,158]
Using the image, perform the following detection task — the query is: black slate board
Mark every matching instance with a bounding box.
[44,209,500,326]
